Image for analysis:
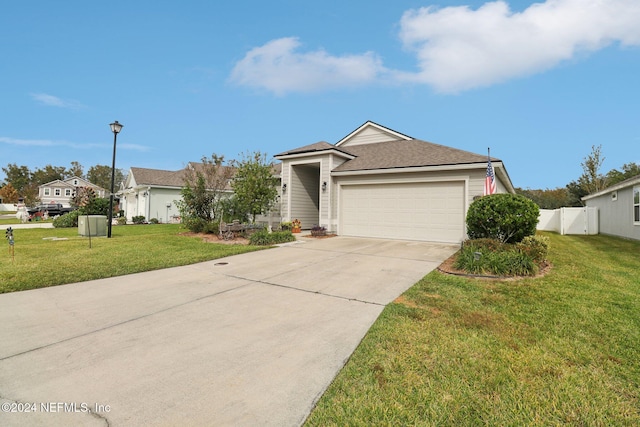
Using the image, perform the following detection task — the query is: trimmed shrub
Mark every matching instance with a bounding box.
[466,193,539,243]
[116,217,127,225]
[149,218,159,224]
[53,210,80,228]
[249,230,296,246]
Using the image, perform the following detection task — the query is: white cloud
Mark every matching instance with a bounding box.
[30,93,86,109]
[0,137,150,152]
[398,0,640,92]
[0,137,56,147]
[119,143,151,152]
[229,37,387,95]
[230,0,640,94]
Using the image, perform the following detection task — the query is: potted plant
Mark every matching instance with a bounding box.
[280,221,292,231]
[292,219,301,233]
[310,225,326,237]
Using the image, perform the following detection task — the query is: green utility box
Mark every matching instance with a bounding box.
[78,215,108,237]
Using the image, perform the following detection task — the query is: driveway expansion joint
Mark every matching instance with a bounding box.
[0,282,254,362]
[218,272,386,307]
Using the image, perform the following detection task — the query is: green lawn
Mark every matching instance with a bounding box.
[0,224,264,293]
[305,232,640,426]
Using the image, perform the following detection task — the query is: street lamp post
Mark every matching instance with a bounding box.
[108,120,123,238]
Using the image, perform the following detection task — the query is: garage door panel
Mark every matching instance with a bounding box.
[340,182,464,242]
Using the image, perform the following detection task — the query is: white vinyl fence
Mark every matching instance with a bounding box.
[537,207,599,235]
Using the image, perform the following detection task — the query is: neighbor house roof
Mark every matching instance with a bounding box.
[127,162,280,191]
[129,167,187,187]
[582,173,640,201]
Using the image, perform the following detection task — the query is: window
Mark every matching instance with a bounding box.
[54,188,61,196]
[44,188,50,196]
[73,179,78,186]
[634,187,640,223]
[65,189,72,196]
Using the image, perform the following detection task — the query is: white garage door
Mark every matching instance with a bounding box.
[340,182,465,243]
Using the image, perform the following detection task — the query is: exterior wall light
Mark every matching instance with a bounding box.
[322,181,327,191]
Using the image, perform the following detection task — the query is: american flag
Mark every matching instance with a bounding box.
[484,152,497,196]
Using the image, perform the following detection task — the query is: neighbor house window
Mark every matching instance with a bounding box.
[73,179,78,186]
[65,189,72,196]
[44,188,50,196]
[634,187,640,223]
[54,188,61,196]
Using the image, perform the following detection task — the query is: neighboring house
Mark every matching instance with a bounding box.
[119,166,189,223]
[274,121,515,243]
[119,163,236,223]
[582,174,640,241]
[38,176,107,207]
[120,163,283,225]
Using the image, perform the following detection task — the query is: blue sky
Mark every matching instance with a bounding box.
[1,0,639,190]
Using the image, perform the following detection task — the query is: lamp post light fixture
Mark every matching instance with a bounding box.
[107,120,123,238]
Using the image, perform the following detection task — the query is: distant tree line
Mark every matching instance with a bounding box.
[515,145,640,209]
[0,161,125,206]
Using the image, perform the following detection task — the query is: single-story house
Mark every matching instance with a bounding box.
[38,176,107,207]
[274,121,515,244]
[120,165,194,223]
[582,174,640,241]
[119,162,282,224]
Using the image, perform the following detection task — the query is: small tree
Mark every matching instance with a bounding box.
[0,183,20,204]
[231,151,278,223]
[466,193,539,243]
[72,187,110,215]
[177,154,234,231]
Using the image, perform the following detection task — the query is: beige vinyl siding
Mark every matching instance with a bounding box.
[585,187,640,241]
[329,155,348,232]
[290,163,320,229]
[339,126,405,147]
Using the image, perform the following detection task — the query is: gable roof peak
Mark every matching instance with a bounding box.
[336,121,413,147]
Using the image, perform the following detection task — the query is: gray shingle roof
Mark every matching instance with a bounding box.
[129,167,187,187]
[275,141,352,157]
[332,139,497,172]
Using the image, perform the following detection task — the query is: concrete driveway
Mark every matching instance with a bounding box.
[0,236,458,427]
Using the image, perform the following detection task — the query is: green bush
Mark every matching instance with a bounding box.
[249,230,296,245]
[116,217,127,225]
[182,217,219,234]
[149,218,159,224]
[52,210,80,228]
[466,193,539,243]
[203,220,220,234]
[516,235,550,263]
[132,215,146,224]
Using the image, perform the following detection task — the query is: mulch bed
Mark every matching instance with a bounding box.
[180,232,249,245]
[437,252,552,280]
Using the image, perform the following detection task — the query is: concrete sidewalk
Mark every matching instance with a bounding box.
[0,222,54,230]
[0,236,457,426]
